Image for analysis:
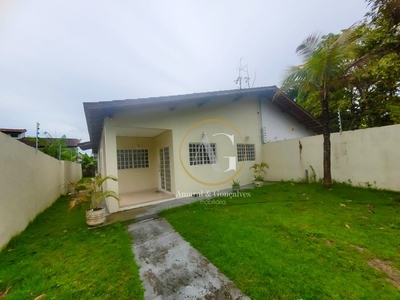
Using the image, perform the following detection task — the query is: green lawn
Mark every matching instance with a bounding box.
[0,196,144,300]
[161,182,400,299]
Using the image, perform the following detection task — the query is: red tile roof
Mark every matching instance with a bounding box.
[19,138,81,148]
[0,128,27,133]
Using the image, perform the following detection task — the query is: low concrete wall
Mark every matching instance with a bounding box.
[0,133,82,249]
[263,124,400,191]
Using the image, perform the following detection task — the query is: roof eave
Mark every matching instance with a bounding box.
[84,86,322,153]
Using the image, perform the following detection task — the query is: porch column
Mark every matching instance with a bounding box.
[103,118,120,213]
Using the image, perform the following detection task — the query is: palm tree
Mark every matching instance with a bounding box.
[281,30,356,188]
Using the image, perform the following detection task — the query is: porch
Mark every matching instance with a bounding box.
[110,127,174,211]
[119,189,175,210]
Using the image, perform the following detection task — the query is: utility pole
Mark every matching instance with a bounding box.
[36,122,40,153]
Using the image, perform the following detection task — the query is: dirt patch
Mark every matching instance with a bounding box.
[367,258,400,289]
[0,286,12,298]
[350,244,366,252]
[325,240,334,247]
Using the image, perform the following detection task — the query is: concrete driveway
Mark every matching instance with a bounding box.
[128,218,250,300]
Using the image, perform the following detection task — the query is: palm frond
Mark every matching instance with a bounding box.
[96,174,118,187]
[281,64,319,93]
[296,32,322,61]
[69,191,90,210]
[91,190,119,208]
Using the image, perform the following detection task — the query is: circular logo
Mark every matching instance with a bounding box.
[179,118,246,186]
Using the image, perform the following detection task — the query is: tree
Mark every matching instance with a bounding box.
[346,0,400,127]
[281,30,356,188]
[290,0,400,131]
[81,153,97,177]
[279,1,399,188]
[40,134,78,161]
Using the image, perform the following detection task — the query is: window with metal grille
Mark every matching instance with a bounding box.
[189,143,217,165]
[237,144,255,162]
[117,149,149,170]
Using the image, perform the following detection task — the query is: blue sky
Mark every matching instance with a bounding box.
[0,0,368,143]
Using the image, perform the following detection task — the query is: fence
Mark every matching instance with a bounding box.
[263,124,400,191]
[0,133,82,249]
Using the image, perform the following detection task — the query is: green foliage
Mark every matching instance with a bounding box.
[309,165,317,183]
[348,0,400,128]
[232,179,241,187]
[0,196,144,299]
[281,1,400,186]
[249,162,269,181]
[81,153,97,177]
[40,135,78,162]
[281,30,358,188]
[286,1,400,131]
[366,0,400,29]
[162,182,400,299]
[69,174,119,210]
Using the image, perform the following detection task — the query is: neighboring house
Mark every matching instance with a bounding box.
[20,137,81,162]
[0,128,81,150]
[0,128,26,139]
[19,137,81,150]
[0,129,81,159]
[83,86,322,213]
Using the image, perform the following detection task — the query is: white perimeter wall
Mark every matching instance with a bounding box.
[263,124,400,191]
[0,133,82,249]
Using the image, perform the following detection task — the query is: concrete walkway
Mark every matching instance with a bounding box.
[128,218,250,300]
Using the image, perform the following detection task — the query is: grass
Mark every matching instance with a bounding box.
[161,182,400,299]
[0,196,144,300]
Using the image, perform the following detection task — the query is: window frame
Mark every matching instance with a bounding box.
[117,149,149,170]
[189,142,217,166]
[237,143,256,162]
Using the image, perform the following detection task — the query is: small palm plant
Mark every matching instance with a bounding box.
[250,162,269,185]
[69,174,119,211]
[232,179,240,187]
[232,179,241,191]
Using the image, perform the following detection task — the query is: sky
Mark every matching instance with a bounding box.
[0,0,369,144]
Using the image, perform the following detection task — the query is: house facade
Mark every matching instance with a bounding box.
[83,86,322,213]
[0,128,26,139]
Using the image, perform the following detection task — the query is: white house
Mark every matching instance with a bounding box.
[0,128,26,139]
[83,86,322,213]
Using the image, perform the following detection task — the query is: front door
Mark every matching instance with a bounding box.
[159,147,171,192]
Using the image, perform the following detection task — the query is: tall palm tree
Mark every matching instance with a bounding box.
[281,30,356,188]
